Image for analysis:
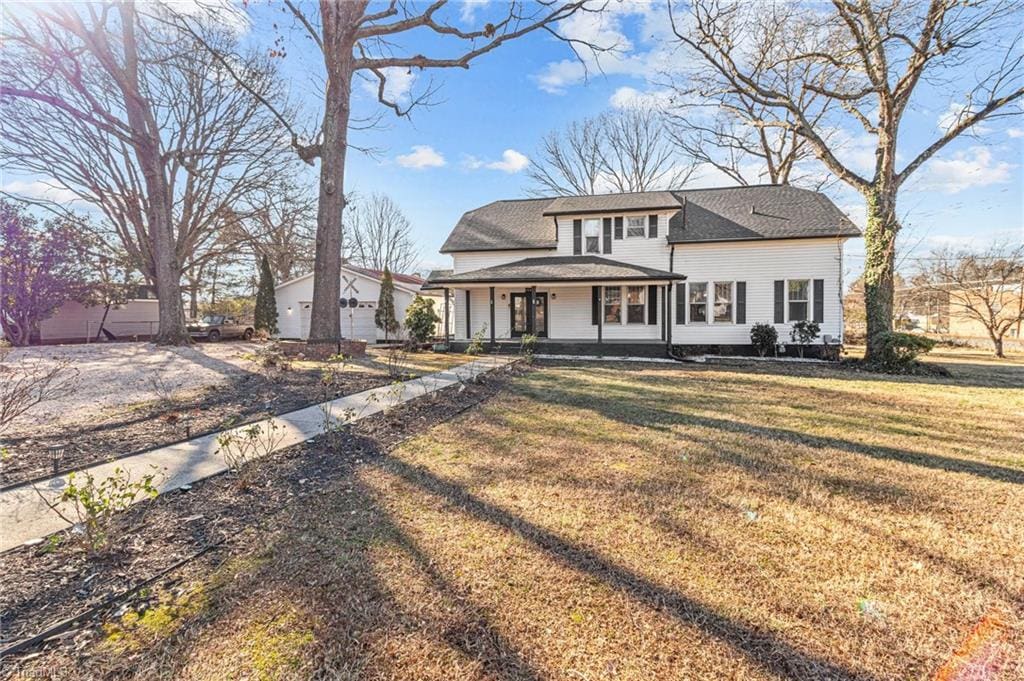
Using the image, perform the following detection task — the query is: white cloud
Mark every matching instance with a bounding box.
[359,67,416,104]
[2,179,83,206]
[459,0,490,23]
[609,86,672,109]
[913,146,1014,194]
[463,149,530,173]
[1008,127,1024,139]
[937,101,992,135]
[396,145,446,170]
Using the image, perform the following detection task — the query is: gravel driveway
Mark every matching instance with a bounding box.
[4,341,262,433]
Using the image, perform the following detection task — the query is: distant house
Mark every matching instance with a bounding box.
[275,263,444,342]
[38,286,160,343]
[425,185,860,356]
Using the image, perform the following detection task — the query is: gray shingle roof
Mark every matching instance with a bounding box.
[425,256,684,286]
[666,185,860,243]
[542,191,681,216]
[440,185,859,252]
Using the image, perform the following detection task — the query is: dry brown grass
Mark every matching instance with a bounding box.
[65,353,1024,680]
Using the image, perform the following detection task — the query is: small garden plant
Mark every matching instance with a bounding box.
[520,333,538,360]
[465,325,487,355]
[216,421,285,489]
[789,320,821,358]
[749,323,778,357]
[42,466,162,555]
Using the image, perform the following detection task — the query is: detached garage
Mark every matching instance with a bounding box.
[275,264,441,342]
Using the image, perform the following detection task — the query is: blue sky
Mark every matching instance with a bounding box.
[4,0,1022,284]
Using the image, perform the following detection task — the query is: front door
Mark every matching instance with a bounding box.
[510,292,548,338]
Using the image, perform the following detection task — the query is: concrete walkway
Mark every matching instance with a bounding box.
[0,356,514,552]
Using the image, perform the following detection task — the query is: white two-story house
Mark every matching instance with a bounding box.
[425,185,860,357]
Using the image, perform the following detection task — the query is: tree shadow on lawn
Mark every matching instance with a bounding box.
[528,382,1024,486]
[110,457,545,681]
[376,454,873,681]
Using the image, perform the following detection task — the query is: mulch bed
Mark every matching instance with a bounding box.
[0,364,520,676]
[0,369,395,488]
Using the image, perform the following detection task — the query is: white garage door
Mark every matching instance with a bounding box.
[299,301,376,341]
[342,301,376,341]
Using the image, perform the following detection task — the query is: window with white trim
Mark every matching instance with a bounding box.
[689,282,708,323]
[626,286,646,323]
[625,216,646,238]
[788,279,809,321]
[713,282,733,323]
[583,218,600,254]
[604,286,621,323]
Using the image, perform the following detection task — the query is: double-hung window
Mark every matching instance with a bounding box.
[625,216,646,238]
[713,282,733,323]
[788,279,809,321]
[689,282,708,323]
[604,286,621,323]
[583,218,601,254]
[626,286,645,323]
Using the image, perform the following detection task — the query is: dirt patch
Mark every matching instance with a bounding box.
[0,365,519,677]
[1,368,394,488]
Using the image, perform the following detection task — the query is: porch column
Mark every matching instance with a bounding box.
[661,284,667,342]
[666,284,672,345]
[526,286,536,335]
[443,287,450,341]
[597,285,603,344]
[489,286,495,347]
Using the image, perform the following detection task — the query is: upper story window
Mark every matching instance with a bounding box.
[788,279,809,321]
[626,216,646,238]
[583,218,601,253]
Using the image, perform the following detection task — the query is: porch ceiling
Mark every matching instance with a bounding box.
[424,255,685,288]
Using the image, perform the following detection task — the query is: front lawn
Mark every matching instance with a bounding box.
[10,352,1023,679]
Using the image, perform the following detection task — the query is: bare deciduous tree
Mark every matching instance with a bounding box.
[346,193,419,275]
[669,0,1024,361]
[915,244,1024,358]
[231,181,318,284]
[528,108,696,196]
[1,6,292,344]
[173,1,606,344]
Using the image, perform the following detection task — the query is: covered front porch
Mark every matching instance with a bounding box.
[424,256,686,347]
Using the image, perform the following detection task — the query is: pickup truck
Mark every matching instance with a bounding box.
[187,315,255,342]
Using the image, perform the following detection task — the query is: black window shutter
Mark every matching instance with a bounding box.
[676,283,686,324]
[603,217,612,254]
[647,285,658,324]
[813,279,824,323]
[573,219,582,255]
[736,282,746,324]
[614,216,623,239]
[774,280,785,323]
[648,214,658,238]
[591,286,600,325]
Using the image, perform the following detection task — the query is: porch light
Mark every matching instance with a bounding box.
[551,293,557,300]
[287,307,293,314]
[47,444,67,475]
[500,293,506,300]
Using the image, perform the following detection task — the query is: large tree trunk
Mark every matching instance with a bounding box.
[117,3,189,345]
[990,332,1005,359]
[307,1,363,345]
[862,187,899,361]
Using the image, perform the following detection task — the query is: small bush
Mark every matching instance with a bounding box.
[405,296,441,344]
[789,320,821,358]
[43,466,162,555]
[749,323,778,357]
[868,332,937,373]
[244,341,291,376]
[465,325,487,355]
[216,421,285,489]
[519,333,538,359]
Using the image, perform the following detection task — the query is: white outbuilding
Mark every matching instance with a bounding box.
[274,264,443,342]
